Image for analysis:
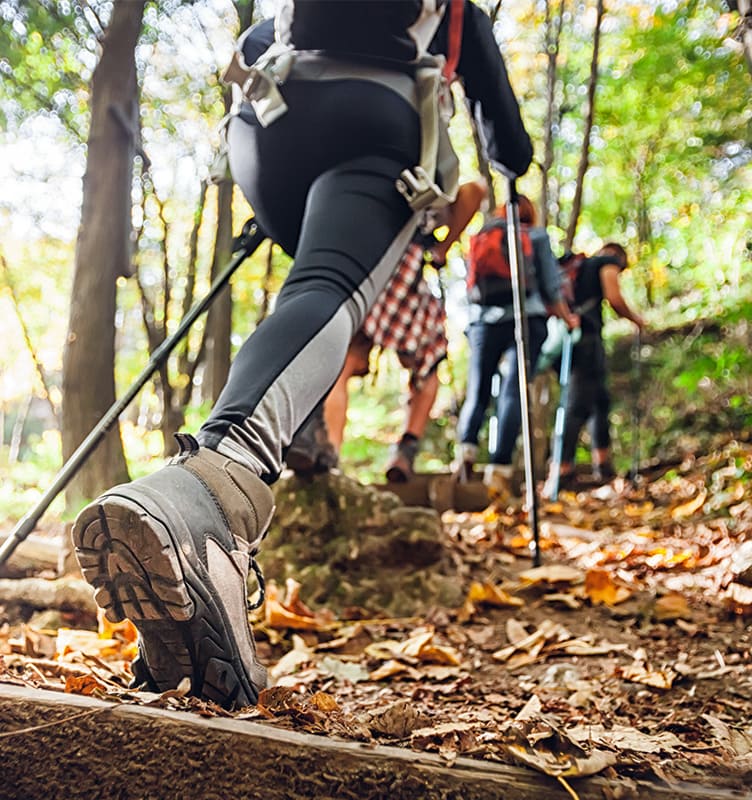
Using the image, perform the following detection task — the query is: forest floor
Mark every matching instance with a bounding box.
[1,437,751,797]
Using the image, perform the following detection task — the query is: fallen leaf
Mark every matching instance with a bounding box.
[308,691,340,713]
[465,581,524,608]
[620,663,677,689]
[55,628,122,659]
[584,569,632,606]
[506,618,529,645]
[653,592,692,621]
[505,742,616,777]
[369,659,421,681]
[264,581,334,631]
[542,592,582,609]
[702,715,752,757]
[518,565,585,586]
[515,694,542,720]
[550,638,629,656]
[368,699,428,738]
[317,655,370,684]
[671,489,708,519]
[270,634,315,680]
[567,724,683,754]
[64,673,106,696]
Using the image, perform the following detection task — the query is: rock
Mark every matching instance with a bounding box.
[261,471,463,616]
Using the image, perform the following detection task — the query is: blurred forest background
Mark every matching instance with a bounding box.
[0,0,750,523]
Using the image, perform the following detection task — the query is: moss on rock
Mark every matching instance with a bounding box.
[260,471,462,616]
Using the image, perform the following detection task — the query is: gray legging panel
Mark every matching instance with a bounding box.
[198,78,421,481]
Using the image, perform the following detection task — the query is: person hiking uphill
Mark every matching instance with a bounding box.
[72,0,533,709]
[544,242,646,493]
[454,195,578,502]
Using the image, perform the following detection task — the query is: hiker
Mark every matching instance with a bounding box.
[544,242,646,491]
[288,179,487,483]
[72,0,533,708]
[454,195,578,499]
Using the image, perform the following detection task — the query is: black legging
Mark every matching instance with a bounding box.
[561,333,611,462]
[197,77,421,481]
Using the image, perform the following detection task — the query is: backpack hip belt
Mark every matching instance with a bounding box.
[222,51,459,213]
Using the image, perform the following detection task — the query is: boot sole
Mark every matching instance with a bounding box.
[73,491,262,709]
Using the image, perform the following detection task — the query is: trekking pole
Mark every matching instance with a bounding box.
[547,327,574,502]
[628,327,642,485]
[504,174,541,566]
[0,218,267,569]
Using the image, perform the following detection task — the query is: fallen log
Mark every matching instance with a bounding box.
[0,577,97,614]
[0,529,63,576]
[0,684,748,800]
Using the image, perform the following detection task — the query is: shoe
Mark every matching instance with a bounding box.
[542,470,578,499]
[72,434,275,708]
[286,401,339,476]
[593,461,616,483]
[452,443,478,482]
[385,438,419,483]
[483,464,514,501]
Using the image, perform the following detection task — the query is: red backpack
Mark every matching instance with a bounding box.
[466,220,536,306]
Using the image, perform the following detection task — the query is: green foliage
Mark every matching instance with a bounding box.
[607,293,752,473]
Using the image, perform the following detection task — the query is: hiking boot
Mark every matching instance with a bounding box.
[286,401,339,476]
[483,464,514,502]
[542,470,578,500]
[72,434,275,709]
[452,443,478,483]
[593,461,616,483]
[385,437,420,483]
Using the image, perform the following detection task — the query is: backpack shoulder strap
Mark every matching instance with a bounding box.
[443,0,464,81]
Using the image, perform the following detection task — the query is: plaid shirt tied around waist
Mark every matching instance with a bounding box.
[361,242,448,388]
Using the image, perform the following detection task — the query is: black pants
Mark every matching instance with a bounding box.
[561,333,611,463]
[197,77,421,481]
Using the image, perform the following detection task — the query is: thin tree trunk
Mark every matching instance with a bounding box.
[256,240,276,324]
[61,0,145,509]
[564,0,604,251]
[8,395,32,464]
[541,0,566,228]
[1,256,59,425]
[733,0,752,75]
[203,167,235,405]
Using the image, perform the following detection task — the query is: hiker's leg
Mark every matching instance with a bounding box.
[560,337,599,474]
[492,316,547,465]
[588,339,614,477]
[73,77,420,708]
[405,367,439,440]
[385,368,440,482]
[457,322,507,453]
[200,81,421,480]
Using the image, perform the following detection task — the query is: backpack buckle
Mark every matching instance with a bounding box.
[396,167,449,212]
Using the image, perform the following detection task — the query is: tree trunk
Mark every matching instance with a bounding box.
[256,240,276,324]
[540,0,566,229]
[734,0,752,75]
[564,0,604,251]
[203,175,235,405]
[61,0,146,508]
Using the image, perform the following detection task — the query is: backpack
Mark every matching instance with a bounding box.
[557,250,587,308]
[466,220,536,306]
